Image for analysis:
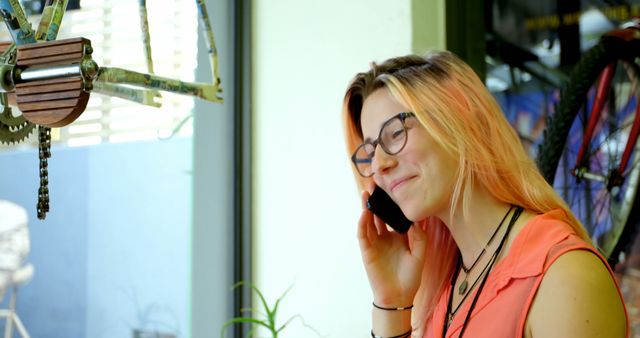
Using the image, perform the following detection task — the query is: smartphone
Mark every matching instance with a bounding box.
[366,185,413,233]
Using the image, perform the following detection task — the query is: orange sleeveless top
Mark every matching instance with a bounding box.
[423,209,628,338]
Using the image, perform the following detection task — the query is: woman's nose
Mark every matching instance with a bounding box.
[371,146,397,175]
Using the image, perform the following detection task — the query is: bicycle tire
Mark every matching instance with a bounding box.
[536,34,640,265]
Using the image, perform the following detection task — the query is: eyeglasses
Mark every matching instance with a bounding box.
[351,112,415,177]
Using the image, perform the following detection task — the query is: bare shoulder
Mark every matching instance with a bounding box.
[525,249,626,338]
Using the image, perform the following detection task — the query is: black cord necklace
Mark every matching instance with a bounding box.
[446,206,514,326]
[446,249,494,327]
[442,206,523,338]
[458,205,513,295]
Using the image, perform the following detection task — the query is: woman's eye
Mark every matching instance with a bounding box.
[391,129,404,139]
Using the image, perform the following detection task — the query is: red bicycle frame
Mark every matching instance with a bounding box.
[573,60,640,188]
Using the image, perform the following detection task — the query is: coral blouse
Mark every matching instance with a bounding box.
[424,209,628,338]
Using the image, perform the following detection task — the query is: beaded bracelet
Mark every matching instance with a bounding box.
[370,329,412,338]
[372,302,414,311]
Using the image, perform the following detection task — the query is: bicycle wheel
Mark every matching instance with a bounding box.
[536,34,640,264]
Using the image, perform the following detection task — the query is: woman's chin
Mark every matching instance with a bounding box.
[402,204,438,223]
[402,208,423,223]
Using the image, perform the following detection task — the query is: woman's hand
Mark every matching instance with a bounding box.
[357,189,428,308]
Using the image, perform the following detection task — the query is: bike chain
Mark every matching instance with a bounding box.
[37,125,51,220]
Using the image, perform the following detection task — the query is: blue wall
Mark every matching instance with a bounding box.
[0,138,192,338]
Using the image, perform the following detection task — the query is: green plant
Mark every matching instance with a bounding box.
[220,282,322,338]
[119,286,180,337]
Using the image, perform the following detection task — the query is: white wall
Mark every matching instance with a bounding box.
[253,1,414,336]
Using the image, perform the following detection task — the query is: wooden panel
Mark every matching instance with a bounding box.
[0,42,12,54]
[15,76,81,87]
[16,77,83,95]
[14,38,91,127]
[17,52,84,66]
[17,90,83,103]
[19,98,80,111]
[6,92,15,106]
[17,37,86,50]
[22,107,75,127]
[21,92,90,127]
[18,43,83,60]
[18,41,82,59]
[17,37,88,67]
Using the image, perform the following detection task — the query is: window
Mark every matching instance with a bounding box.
[0,0,198,149]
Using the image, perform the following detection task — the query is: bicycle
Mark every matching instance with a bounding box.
[536,20,640,268]
[0,0,223,219]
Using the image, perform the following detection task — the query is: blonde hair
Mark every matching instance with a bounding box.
[342,51,589,336]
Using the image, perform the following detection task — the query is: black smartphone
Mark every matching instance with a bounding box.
[366,185,413,233]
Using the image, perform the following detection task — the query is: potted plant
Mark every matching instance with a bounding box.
[220,282,322,338]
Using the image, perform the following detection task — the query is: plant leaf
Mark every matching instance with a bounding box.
[234,281,275,326]
[220,317,272,338]
[272,283,294,315]
[276,314,326,337]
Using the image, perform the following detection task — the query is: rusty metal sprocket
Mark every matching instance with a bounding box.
[0,104,36,144]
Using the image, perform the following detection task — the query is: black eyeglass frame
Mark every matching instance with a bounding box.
[351,112,415,177]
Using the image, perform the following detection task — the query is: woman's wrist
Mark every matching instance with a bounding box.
[372,294,415,309]
[370,328,412,338]
[372,302,413,311]
[371,303,412,338]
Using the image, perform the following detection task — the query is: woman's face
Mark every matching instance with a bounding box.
[360,88,459,221]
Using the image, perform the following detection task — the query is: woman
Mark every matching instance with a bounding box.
[342,51,628,338]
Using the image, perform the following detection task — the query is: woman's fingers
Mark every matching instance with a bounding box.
[358,186,413,248]
[361,189,370,209]
[363,185,391,236]
[357,206,367,241]
[373,213,387,236]
[358,190,377,246]
[407,221,427,262]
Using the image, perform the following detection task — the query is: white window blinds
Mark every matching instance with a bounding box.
[1,0,198,149]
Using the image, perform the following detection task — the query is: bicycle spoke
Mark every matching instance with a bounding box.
[623,153,640,177]
[551,60,640,256]
[595,189,609,229]
[587,124,631,159]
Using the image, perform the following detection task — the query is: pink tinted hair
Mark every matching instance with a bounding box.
[341,51,589,337]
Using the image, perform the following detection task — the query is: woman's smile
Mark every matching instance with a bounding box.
[390,175,417,194]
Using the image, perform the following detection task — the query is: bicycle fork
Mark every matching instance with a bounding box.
[573,62,640,192]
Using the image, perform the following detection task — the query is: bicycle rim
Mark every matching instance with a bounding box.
[552,57,640,260]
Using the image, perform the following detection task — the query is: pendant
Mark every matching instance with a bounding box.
[458,279,468,295]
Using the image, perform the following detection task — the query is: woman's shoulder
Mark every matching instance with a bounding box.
[525,249,627,337]
[525,208,599,266]
[499,208,589,277]
[519,209,628,337]
[526,208,576,235]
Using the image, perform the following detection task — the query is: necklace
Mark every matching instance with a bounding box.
[443,206,523,338]
[446,250,495,327]
[458,206,514,295]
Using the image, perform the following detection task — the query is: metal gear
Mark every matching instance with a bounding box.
[0,43,33,145]
[0,94,35,144]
